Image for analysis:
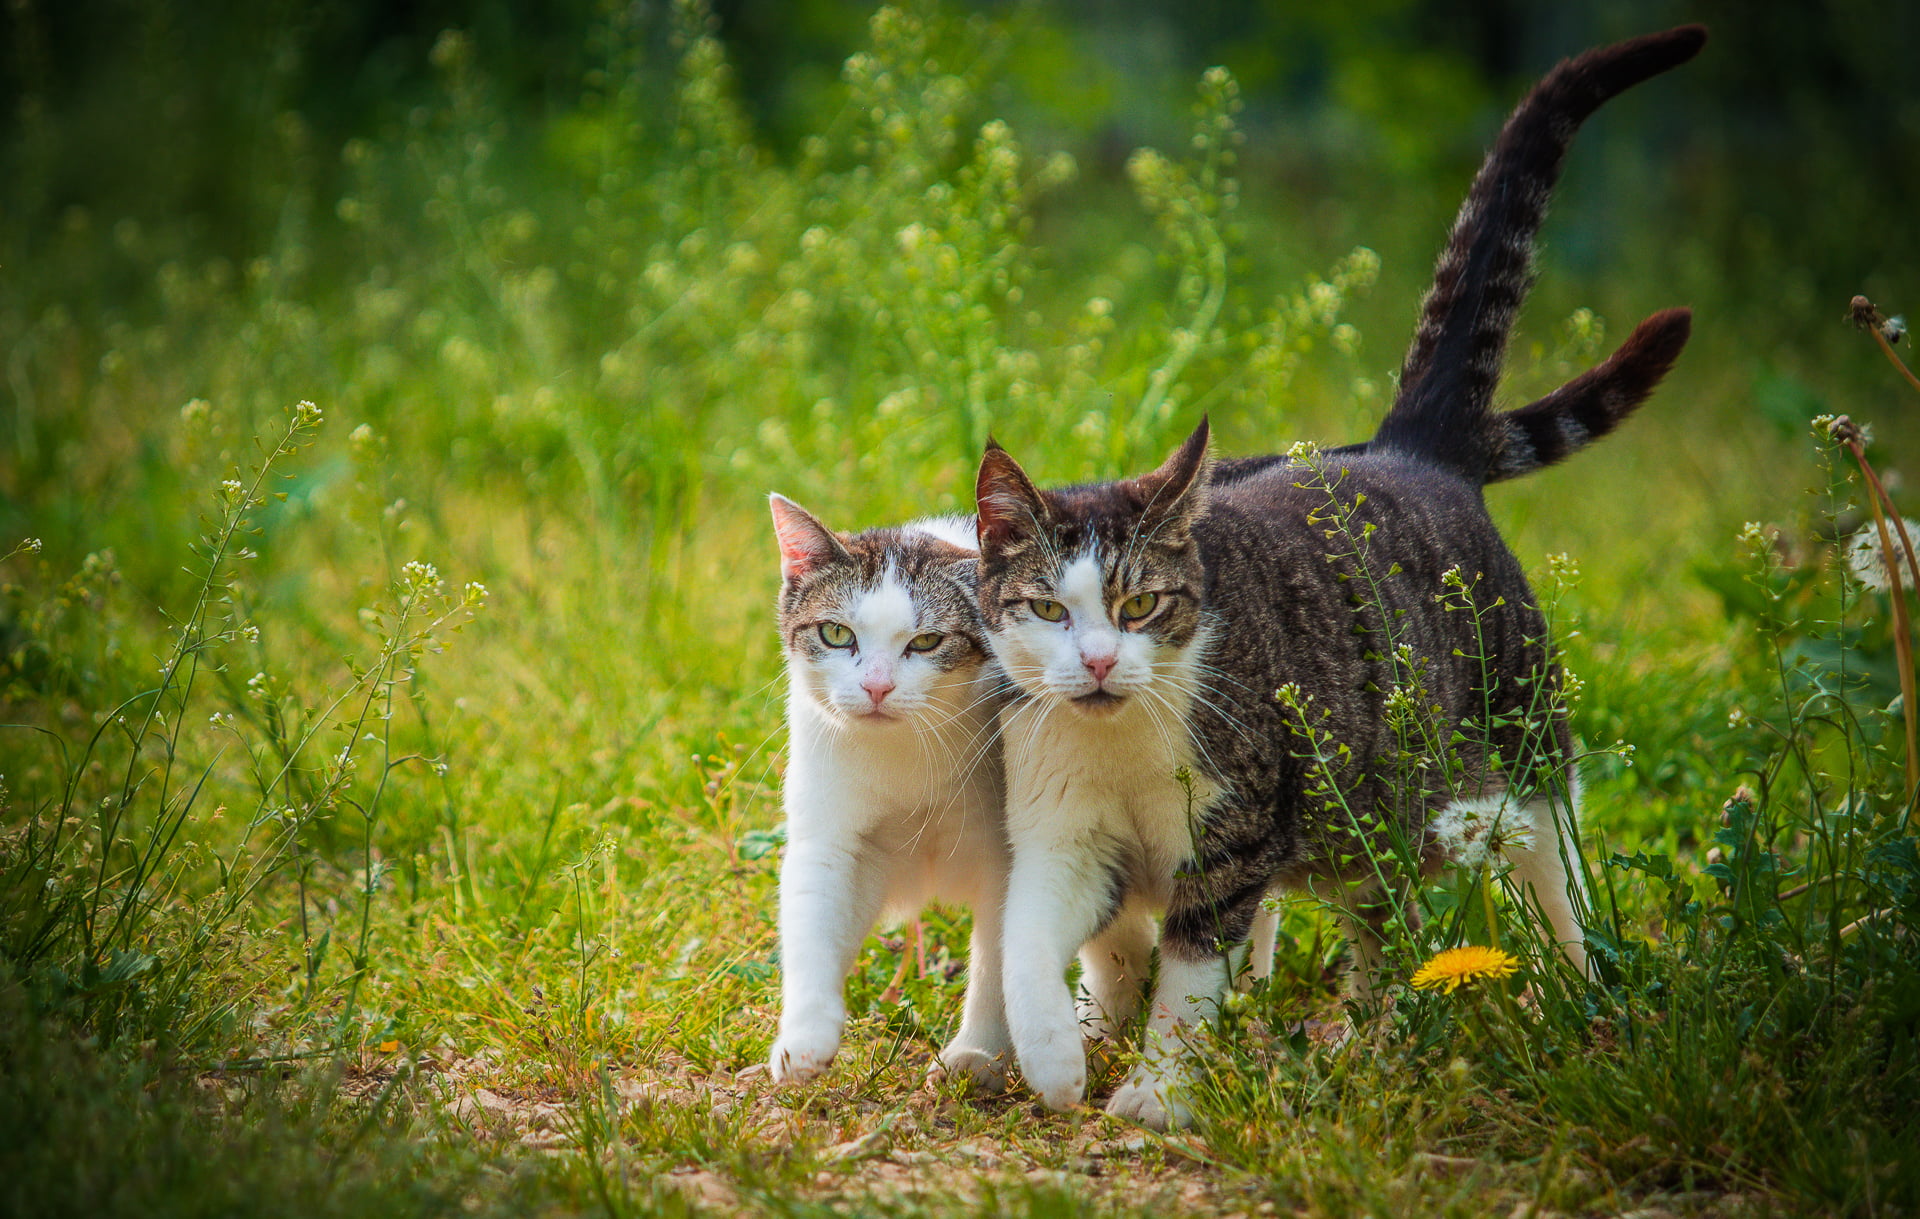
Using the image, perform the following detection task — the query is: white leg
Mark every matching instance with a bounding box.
[935,892,1014,1091]
[1326,878,1400,1004]
[1076,903,1155,1040]
[768,833,887,1083]
[1502,786,1591,979]
[1105,947,1240,1131]
[1001,846,1118,1111]
[1242,897,1279,992]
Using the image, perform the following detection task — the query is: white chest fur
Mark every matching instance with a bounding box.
[997,671,1221,902]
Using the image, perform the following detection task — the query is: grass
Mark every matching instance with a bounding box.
[3,3,1917,1215]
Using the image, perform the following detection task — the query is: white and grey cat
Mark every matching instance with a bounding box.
[764,495,1011,1086]
[972,26,1705,1129]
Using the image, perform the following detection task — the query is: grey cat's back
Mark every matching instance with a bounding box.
[1190,454,1551,853]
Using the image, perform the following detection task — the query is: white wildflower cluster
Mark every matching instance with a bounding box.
[400,560,442,595]
[1558,667,1586,707]
[462,581,489,608]
[293,399,323,428]
[1285,439,1320,461]
[1844,520,1920,592]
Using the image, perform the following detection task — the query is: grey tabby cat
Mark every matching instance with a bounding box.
[972,26,1706,1129]
[765,499,1011,1086]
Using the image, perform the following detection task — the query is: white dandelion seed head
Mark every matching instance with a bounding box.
[1845,520,1920,592]
[1431,800,1536,871]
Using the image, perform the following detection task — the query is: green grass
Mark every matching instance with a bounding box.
[3,4,1918,1215]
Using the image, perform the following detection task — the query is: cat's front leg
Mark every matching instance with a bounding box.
[1001,845,1120,1110]
[1105,904,1251,1130]
[769,832,887,1083]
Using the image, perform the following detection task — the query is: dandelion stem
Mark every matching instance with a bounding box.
[1853,296,1920,395]
[1828,412,1920,804]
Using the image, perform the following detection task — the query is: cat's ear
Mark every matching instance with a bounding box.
[976,439,1050,550]
[1129,417,1213,534]
[769,493,850,582]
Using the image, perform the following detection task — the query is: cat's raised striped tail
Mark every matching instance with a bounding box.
[1371,24,1706,484]
[1483,307,1691,483]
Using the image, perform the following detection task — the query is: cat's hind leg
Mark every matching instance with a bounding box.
[1076,901,1155,1041]
[1104,892,1260,1131]
[933,878,1015,1092]
[1499,782,1592,979]
[1241,895,1280,992]
[1327,877,1415,1007]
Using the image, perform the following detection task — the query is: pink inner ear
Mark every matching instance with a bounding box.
[771,499,833,581]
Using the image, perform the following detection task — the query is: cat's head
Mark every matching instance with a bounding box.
[973,419,1213,717]
[770,494,991,725]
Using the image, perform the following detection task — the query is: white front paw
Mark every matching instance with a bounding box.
[931,1040,1012,1094]
[1105,1065,1192,1131]
[768,1027,840,1084]
[1017,1033,1087,1110]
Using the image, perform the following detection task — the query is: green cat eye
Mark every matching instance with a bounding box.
[906,632,944,653]
[818,622,855,648]
[1118,591,1160,622]
[1029,599,1068,623]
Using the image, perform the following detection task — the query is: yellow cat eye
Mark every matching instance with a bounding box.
[906,632,944,653]
[818,622,855,648]
[1029,599,1068,623]
[1118,591,1160,622]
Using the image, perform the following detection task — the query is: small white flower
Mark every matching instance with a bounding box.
[1285,439,1320,460]
[400,560,441,593]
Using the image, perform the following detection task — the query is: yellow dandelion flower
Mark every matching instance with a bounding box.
[1410,945,1520,993]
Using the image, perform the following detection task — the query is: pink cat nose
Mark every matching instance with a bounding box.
[1082,654,1116,684]
[861,674,896,706]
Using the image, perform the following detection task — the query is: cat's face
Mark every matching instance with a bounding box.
[771,496,990,725]
[973,422,1212,718]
